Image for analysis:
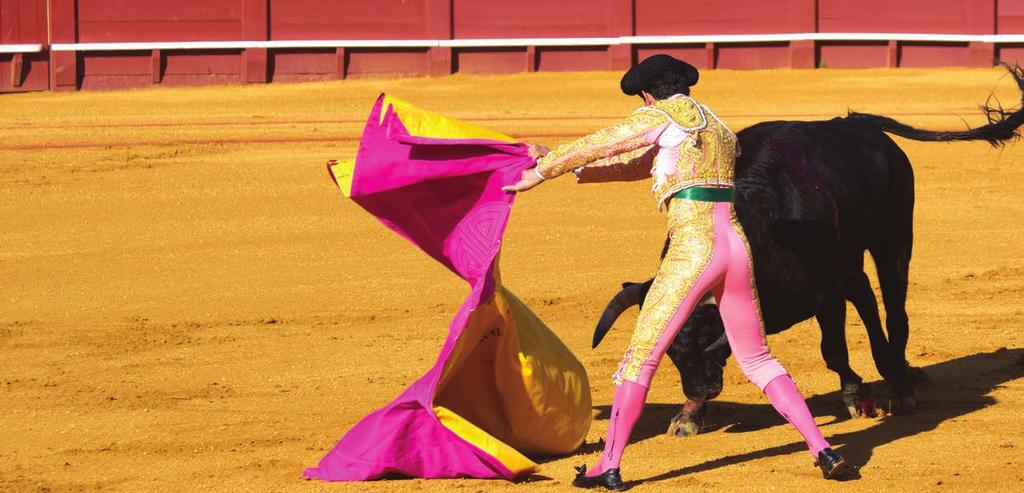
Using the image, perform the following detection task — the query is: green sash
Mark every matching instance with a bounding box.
[672,187,735,203]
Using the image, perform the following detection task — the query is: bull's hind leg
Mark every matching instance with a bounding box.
[847,270,894,378]
[843,256,904,417]
[874,155,916,414]
[873,244,915,414]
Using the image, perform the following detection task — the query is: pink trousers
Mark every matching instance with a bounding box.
[588,198,830,477]
[614,199,787,389]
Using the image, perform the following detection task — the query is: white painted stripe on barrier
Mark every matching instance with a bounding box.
[51,41,266,51]
[266,39,438,48]
[984,34,1024,43]
[811,32,976,42]
[627,34,807,44]
[441,37,621,47]
[627,33,1024,44]
[0,43,43,54]
[811,32,1024,43]
[51,40,440,51]
[46,33,1024,52]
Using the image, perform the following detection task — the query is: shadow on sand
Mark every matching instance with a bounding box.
[545,348,1024,486]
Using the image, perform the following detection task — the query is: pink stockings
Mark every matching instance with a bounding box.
[588,200,830,477]
[586,381,648,476]
[763,375,831,457]
[586,376,830,477]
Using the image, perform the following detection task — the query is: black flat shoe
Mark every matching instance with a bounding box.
[815,447,847,479]
[572,465,627,491]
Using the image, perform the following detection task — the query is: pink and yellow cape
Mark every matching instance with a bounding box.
[304,95,591,481]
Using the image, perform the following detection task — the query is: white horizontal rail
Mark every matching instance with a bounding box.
[0,43,43,54]
[811,32,1024,43]
[267,39,438,48]
[46,33,1024,52]
[441,37,621,47]
[50,40,440,51]
[51,40,265,51]
[628,33,1024,44]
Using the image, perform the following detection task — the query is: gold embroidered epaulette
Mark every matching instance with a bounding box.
[650,97,706,131]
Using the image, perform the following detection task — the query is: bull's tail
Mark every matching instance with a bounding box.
[845,63,1024,148]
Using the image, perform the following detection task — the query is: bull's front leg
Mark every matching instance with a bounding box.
[667,399,707,437]
[664,305,725,437]
[666,335,706,437]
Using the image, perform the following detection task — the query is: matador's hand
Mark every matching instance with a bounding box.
[526,143,550,160]
[502,167,545,193]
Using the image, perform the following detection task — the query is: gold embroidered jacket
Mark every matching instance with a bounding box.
[535,95,739,208]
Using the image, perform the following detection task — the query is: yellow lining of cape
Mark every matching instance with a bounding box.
[381,95,517,143]
[328,159,355,197]
[433,405,537,476]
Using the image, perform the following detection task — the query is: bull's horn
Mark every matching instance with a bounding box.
[592,281,648,348]
[703,332,729,355]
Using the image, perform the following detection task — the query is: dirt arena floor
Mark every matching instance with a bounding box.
[3,68,1024,492]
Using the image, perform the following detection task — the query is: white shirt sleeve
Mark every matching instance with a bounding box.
[657,123,690,148]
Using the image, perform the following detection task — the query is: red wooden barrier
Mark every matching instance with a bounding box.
[241,0,268,84]
[999,0,1024,66]
[268,0,439,80]
[2,0,1023,92]
[819,0,995,67]
[76,0,246,89]
[49,0,78,92]
[0,0,47,92]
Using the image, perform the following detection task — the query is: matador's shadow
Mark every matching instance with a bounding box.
[566,348,1024,483]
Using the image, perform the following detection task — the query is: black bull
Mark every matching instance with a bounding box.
[592,64,1024,436]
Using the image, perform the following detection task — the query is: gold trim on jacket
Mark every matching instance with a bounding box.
[535,95,739,208]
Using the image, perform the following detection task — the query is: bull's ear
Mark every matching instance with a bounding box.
[622,282,634,289]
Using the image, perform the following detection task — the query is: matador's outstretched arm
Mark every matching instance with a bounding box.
[534,109,670,180]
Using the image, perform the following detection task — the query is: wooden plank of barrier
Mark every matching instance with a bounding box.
[335,47,347,80]
[970,41,996,68]
[242,0,268,83]
[244,48,268,84]
[606,0,634,71]
[151,49,161,84]
[426,0,452,76]
[790,40,815,69]
[11,52,23,87]
[48,0,78,91]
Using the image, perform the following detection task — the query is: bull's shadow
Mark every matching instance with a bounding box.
[570,348,1023,482]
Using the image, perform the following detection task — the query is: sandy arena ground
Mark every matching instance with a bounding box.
[2,68,1024,492]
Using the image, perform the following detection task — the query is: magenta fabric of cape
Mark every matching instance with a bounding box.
[303,95,534,481]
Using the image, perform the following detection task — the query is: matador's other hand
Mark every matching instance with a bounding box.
[526,143,550,160]
[501,167,545,193]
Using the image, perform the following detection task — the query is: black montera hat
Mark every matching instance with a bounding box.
[620,54,700,96]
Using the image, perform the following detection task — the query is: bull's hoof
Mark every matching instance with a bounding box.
[882,378,918,415]
[667,415,702,437]
[667,400,706,437]
[887,394,917,415]
[841,382,876,418]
